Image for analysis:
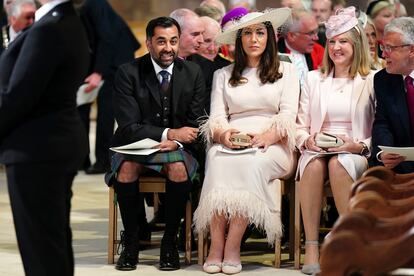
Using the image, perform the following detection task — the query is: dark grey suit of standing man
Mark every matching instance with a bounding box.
[0,1,89,275]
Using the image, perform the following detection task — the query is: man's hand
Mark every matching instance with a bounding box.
[84,72,102,93]
[155,140,179,152]
[167,127,199,143]
[379,152,406,169]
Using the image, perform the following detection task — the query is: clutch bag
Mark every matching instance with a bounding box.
[315,132,344,148]
[230,133,251,147]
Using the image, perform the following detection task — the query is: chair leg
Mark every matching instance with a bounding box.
[185,200,192,265]
[198,231,205,265]
[108,187,116,264]
[289,180,295,260]
[274,180,282,268]
[274,238,281,268]
[294,181,301,269]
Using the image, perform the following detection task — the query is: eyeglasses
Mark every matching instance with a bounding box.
[380,44,412,53]
[296,29,319,37]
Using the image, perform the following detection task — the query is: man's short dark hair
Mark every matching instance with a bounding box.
[146,16,181,39]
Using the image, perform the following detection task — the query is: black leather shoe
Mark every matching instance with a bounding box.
[115,231,139,271]
[85,162,110,174]
[159,239,180,271]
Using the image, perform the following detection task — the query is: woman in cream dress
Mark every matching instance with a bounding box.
[194,8,299,274]
[296,7,376,275]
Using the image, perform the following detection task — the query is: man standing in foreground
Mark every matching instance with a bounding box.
[371,17,414,173]
[0,0,89,275]
[106,16,205,271]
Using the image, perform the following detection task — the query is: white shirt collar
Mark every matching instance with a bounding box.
[35,0,70,22]
[9,25,20,42]
[150,57,174,81]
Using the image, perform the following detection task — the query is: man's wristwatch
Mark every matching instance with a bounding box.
[359,142,370,157]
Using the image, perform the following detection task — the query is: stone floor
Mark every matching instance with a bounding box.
[0,167,303,276]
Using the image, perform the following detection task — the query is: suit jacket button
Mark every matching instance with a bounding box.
[156,113,160,117]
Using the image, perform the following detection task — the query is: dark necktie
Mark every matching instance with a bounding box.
[159,70,170,93]
[404,75,414,142]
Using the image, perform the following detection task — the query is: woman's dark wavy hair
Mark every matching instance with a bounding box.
[229,22,283,87]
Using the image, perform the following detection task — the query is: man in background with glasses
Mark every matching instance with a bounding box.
[371,17,414,173]
[278,9,324,88]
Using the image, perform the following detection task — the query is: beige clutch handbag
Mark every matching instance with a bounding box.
[315,132,344,148]
[230,133,251,147]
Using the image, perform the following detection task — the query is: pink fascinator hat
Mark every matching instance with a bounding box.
[325,6,359,39]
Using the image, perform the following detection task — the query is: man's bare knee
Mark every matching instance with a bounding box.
[165,162,188,182]
[117,161,143,183]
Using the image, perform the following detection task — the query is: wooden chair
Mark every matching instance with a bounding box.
[108,176,193,265]
[197,178,297,268]
[362,166,414,185]
[319,168,414,275]
[293,180,333,269]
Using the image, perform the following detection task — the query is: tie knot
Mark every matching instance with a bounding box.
[405,75,413,85]
[159,70,169,80]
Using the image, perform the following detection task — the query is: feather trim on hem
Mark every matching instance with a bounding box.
[193,189,283,245]
[261,114,296,151]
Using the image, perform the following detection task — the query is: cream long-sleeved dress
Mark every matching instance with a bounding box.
[194,62,300,243]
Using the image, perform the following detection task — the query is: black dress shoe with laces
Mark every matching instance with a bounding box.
[115,231,139,271]
[159,239,180,271]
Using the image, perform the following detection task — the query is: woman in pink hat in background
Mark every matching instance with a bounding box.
[295,6,376,274]
[194,8,299,274]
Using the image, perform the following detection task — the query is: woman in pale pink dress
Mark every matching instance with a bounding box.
[296,7,376,275]
[194,8,299,274]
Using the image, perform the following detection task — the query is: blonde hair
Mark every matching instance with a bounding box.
[365,18,385,69]
[321,24,371,78]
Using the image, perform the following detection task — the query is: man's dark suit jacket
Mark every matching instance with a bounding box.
[111,53,206,148]
[371,69,414,173]
[80,0,140,78]
[0,2,89,166]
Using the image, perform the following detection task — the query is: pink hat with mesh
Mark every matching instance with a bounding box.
[325,6,359,39]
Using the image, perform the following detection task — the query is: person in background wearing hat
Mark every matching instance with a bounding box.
[366,0,395,56]
[194,8,299,274]
[371,17,414,173]
[296,6,376,274]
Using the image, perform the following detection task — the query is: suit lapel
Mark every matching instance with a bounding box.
[172,59,184,113]
[318,72,333,129]
[392,75,410,137]
[142,55,161,107]
[350,73,367,122]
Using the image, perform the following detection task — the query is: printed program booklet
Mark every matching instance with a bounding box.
[110,138,160,155]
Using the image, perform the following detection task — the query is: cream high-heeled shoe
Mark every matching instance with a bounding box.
[222,262,242,275]
[301,240,320,275]
[203,262,222,274]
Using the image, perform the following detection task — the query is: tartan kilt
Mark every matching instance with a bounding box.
[104,148,199,186]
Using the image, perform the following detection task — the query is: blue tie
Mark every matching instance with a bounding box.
[159,70,170,92]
